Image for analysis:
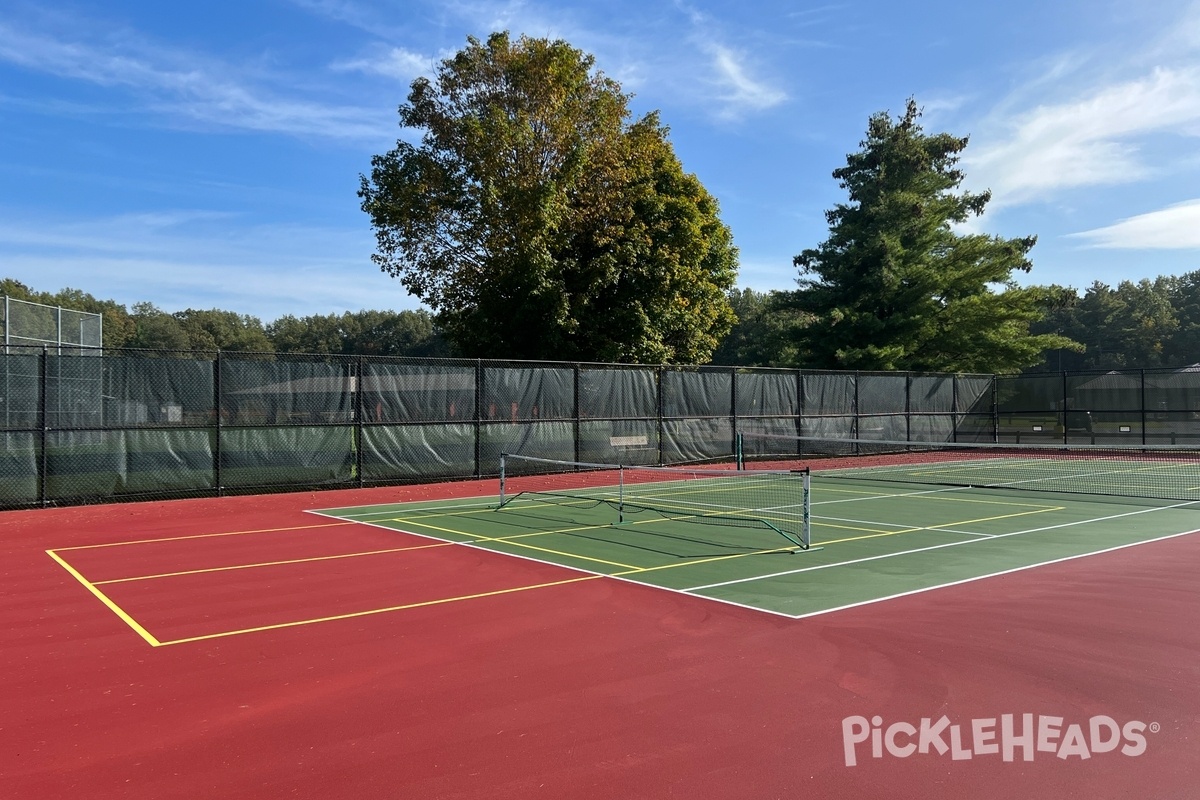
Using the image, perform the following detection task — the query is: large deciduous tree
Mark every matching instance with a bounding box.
[359,32,737,363]
[787,99,1076,373]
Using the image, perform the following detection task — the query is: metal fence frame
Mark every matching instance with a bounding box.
[2,295,103,353]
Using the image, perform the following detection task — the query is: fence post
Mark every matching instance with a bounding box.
[852,371,860,454]
[474,360,483,479]
[796,368,804,440]
[573,363,581,465]
[951,374,959,443]
[656,366,665,465]
[991,375,999,443]
[1140,369,1147,445]
[729,366,738,458]
[38,347,48,507]
[1062,369,1069,444]
[355,356,364,488]
[213,351,222,496]
[905,372,912,443]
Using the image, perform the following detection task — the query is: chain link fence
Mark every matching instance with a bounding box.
[4,345,1199,508]
[995,366,1200,444]
[2,295,103,352]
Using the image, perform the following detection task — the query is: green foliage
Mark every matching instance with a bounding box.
[710,288,808,366]
[788,99,1078,373]
[351,310,451,357]
[1165,271,1200,366]
[267,309,450,356]
[4,279,446,358]
[174,309,274,352]
[1032,278,1182,370]
[127,303,192,350]
[1,280,137,349]
[359,31,737,363]
[0,278,35,300]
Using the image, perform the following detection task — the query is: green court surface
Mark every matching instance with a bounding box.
[313,475,1200,618]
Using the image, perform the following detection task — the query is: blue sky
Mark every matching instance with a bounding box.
[2,0,1199,323]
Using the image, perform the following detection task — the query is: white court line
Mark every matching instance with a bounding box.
[782,527,1200,621]
[823,458,1200,493]
[684,500,1200,593]
[813,484,983,506]
[929,528,997,538]
[307,495,1197,624]
[303,508,802,621]
[318,498,498,518]
[816,513,993,537]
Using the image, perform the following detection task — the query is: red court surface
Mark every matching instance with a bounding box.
[3,482,1199,799]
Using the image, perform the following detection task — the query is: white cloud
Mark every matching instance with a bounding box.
[707,44,788,119]
[0,21,391,141]
[667,1,787,122]
[331,46,438,82]
[1069,199,1200,249]
[292,0,790,123]
[967,66,1200,207]
[0,210,422,318]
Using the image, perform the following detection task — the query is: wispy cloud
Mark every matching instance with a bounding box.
[0,20,390,141]
[968,66,1200,207]
[0,209,420,318]
[671,1,788,122]
[331,46,439,83]
[1069,199,1200,249]
[707,44,788,119]
[285,0,410,40]
[298,0,790,123]
[962,0,1200,215]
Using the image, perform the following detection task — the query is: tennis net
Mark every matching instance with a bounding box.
[498,453,812,551]
[736,431,1200,502]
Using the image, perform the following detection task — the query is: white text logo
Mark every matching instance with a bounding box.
[841,714,1157,767]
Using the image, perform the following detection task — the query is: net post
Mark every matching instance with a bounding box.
[498,452,508,507]
[736,431,744,470]
[617,464,626,524]
[801,467,812,550]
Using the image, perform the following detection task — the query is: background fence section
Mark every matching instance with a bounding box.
[2,295,103,352]
[994,366,1200,444]
[3,347,1200,508]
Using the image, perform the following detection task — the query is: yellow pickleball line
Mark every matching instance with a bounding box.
[599,506,1066,578]
[324,495,1065,584]
[814,505,1064,547]
[52,521,356,551]
[813,483,1060,509]
[47,549,162,647]
[397,516,644,570]
[154,574,606,646]
[91,542,455,585]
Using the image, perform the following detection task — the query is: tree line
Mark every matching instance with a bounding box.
[9,271,1196,372]
[0,278,449,357]
[713,278,1200,373]
[1032,276,1200,371]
